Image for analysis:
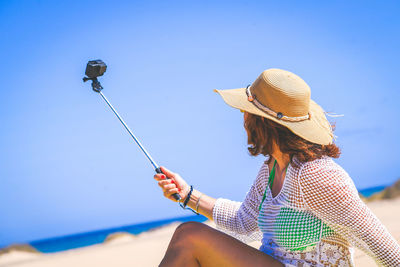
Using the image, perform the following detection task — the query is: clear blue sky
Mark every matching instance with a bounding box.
[1,0,399,247]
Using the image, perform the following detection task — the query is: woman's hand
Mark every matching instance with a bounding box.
[153,166,190,202]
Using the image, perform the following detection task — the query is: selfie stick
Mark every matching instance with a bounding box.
[83,60,181,201]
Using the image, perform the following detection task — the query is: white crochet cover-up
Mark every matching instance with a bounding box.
[212,155,400,266]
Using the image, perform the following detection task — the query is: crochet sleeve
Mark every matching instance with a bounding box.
[212,162,268,243]
[299,159,400,267]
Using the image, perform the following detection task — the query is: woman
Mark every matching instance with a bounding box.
[153,69,400,266]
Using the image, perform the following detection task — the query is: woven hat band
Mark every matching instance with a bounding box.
[246,85,310,122]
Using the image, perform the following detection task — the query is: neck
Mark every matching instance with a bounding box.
[271,144,290,172]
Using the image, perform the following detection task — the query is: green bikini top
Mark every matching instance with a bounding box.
[257,159,336,252]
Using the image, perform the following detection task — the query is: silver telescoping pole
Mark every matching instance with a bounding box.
[97,91,181,201]
[99,91,158,170]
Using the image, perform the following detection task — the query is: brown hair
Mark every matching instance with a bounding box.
[244,113,340,163]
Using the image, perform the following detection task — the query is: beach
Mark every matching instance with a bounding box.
[1,198,399,267]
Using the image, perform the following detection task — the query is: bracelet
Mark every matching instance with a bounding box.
[182,185,193,208]
[178,185,199,215]
[195,193,203,213]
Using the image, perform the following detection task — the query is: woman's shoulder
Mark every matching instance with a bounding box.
[296,156,353,188]
[296,157,361,212]
[296,156,344,173]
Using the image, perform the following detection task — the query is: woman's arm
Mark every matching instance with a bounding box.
[154,164,268,241]
[299,160,400,267]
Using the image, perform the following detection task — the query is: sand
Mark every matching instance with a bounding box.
[1,198,399,267]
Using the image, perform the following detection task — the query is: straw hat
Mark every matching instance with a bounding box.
[214,68,333,145]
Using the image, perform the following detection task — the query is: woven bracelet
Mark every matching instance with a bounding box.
[178,185,199,215]
[182,185,193,208]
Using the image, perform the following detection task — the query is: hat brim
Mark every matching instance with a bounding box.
[214,87,333,145]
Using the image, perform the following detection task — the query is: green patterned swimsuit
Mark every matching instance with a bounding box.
[258,160,334,254]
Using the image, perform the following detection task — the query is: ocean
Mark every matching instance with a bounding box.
[31,214,207,253]
[358,185,386,197]
[28,185,385,253]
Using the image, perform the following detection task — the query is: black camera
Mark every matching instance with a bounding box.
[83,59,107,92]
[84,60,107,79]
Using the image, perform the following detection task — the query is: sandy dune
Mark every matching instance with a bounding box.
[1,198,399,267]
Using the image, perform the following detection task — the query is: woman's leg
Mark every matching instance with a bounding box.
[160,222,284,267]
